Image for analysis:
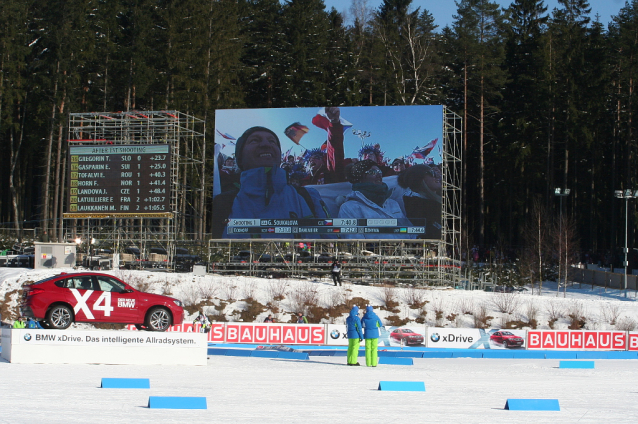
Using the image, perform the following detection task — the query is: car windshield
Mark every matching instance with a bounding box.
[403,329,414,333]
[501,331,514,336]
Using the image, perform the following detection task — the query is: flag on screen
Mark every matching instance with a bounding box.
[284,122,309,145]
[311,108,352,132]
[216,129,236,140]
[410,138,438,159]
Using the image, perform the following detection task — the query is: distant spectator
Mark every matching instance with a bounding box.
[264,314,275,323]
[359,144,394,176]
[301,148,327,186]
[13,317,26,329]
[296,312,308,324]
[26,318,43,329]
[391,158,406,173]
[193,312,210,333]
[331,260,342,286]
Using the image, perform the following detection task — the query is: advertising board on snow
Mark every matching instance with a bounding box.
[326,324,354,346]
[326,324,427,347]
[131,323,326,345]
[381,326,427,347]
[225,323,325,345]
[2,328,208,365]
[527,330,626,350]
[426,328,527,349]
[627,332,638,351]
[12,329,205,348]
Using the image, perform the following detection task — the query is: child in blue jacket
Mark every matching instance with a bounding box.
[362,306,383,367]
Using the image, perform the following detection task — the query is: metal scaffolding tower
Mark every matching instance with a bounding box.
[64,111,206,268]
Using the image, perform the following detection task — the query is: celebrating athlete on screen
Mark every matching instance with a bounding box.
[212,126,331,239]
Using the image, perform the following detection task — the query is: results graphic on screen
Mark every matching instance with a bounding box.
[213,105,443,240]
[225,218,426,236]
[66,144,171,217]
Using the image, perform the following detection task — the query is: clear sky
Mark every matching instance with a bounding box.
[323,0,626,29]
[215,106,444,164]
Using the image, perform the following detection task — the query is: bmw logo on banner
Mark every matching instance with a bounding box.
[430,333,440,342]
[23,333,32,341]
[330,329,341,340]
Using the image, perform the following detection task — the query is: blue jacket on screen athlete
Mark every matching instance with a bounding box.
[346,306,363,339]
[223,167,330,238]
[362,306,383,339]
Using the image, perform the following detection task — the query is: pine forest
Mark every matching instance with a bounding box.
[0,0,637,265]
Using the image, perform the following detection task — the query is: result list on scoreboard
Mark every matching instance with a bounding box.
[67,144,171,215]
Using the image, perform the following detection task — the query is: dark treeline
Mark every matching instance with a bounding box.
[0,0,636,257]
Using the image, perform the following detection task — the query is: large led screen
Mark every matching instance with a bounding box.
[212,106,443,240]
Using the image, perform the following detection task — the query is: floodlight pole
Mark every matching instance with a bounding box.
[554,188,570,292]
[614,189,637,298]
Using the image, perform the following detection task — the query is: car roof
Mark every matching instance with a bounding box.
[54,272,120,279]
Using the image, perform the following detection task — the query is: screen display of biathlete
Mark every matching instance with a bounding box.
[213,105,444,240]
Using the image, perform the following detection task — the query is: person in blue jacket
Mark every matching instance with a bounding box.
[212,126,332,238]
[362,305,383,367]
[345,306,363,366]
[26,318,43,329]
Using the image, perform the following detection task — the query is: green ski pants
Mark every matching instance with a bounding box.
[347,338,360,364]
[365,338,378,367]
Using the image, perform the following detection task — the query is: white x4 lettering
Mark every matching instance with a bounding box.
[70,288,95,320]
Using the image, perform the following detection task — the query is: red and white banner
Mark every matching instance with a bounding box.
[626,332,638,351]
[128,322,326,344]
[225,323,325,345]
[527,330,626,350]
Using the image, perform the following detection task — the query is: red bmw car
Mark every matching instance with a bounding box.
[20,273,184,331]
[490,331,524,348]
[390,328,425,346]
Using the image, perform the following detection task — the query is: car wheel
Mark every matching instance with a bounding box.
[503,340,509,348]
[46,305,73,329]
[145,307,172,331]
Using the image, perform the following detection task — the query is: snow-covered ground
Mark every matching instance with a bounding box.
[2,267,638,330]
[2,268,638,423]
[1,355,638,423]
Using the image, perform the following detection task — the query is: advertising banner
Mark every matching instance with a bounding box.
[627,332,638,351]
[13,329,205,348]
[527,330,626,350]
[380,325,427,347]
[327,325,427,347]
[213,105,444,240]
[128,322,325,344]
[127,323,224,342]
[426,328,526,349]
[225,323,325,345]
[326,324,353,346]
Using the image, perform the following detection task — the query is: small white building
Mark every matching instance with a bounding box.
[34,242,76,269]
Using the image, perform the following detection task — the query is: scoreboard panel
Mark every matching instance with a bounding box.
[64,144,172,218]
